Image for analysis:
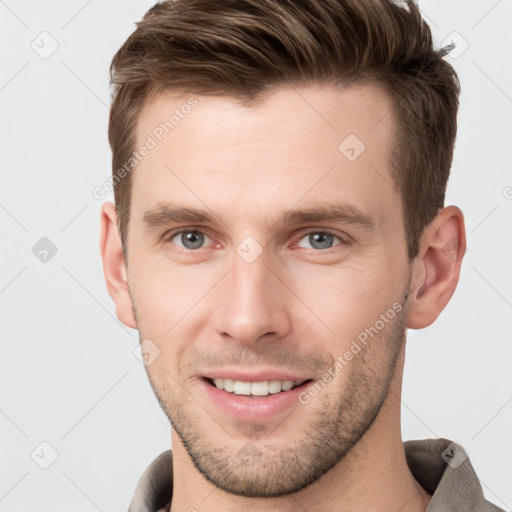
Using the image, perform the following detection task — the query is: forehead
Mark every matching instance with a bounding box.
[131,83,399,226]
[136,82,395,152]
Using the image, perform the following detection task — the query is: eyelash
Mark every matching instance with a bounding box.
[163,227,349,253]
[293,229,347,252]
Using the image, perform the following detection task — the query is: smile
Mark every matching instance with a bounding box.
[207,378,310,396]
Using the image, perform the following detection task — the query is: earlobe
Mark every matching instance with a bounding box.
[406,206,466,329]
[99,202,137,329]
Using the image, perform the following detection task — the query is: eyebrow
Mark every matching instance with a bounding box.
[144,205,214,226]
[279,204,375,231]
[143,202,376,232]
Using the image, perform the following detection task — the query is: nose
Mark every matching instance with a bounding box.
[212,247,292,346]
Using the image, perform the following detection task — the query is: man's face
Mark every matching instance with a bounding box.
[126,83,412,497]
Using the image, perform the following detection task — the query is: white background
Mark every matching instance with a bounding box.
[1,0,511,510]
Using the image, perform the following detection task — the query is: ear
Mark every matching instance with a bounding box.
[99,202,137,329]
[406,205,466,329]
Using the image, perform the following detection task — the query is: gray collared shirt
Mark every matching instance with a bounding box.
[127,438,505,511]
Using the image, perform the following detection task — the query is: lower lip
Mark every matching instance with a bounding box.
[200,378,312,421]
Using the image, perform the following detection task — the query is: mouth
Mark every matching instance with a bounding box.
[203,377,313,397]
[200,373,315,420]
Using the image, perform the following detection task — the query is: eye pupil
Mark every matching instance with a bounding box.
[309,232,333,249]
[182,231,204,249]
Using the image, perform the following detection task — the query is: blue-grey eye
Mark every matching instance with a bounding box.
[171,230,210,250]
[297,232,341,250]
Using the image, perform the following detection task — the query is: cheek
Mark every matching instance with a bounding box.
[128,239,408,360]
[129,256,212,335]
[290,259,405,348]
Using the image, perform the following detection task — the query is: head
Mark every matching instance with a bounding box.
[101,0,465,499]
[108,0,460,262]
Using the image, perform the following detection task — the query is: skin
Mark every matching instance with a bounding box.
[100,83,466,512]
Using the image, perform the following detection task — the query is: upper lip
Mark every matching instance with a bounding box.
[200,368,312,383]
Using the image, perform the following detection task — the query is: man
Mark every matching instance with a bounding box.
[100,0,504,510]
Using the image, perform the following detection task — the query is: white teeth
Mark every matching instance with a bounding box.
[211,378,305,395]
[251,381,270,396]
[281,381,294,391]
[233,380,251,395]
[223,378,235,392]
[268,380,282,394]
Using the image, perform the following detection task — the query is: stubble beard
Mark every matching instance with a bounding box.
[135,297,407,498]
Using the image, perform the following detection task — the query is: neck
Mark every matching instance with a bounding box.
[170,347,431,512]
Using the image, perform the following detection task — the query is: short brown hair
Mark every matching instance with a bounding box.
[108,0,460,260]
